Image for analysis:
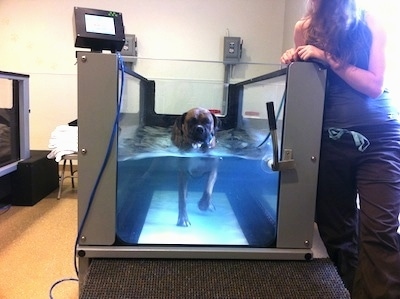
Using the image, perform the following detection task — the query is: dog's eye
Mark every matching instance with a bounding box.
[188,117,197,125]
[201,118,211,125]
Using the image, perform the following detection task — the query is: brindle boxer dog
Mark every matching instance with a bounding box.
[171,107,220,227]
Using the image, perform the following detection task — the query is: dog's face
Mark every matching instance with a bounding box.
[172,107,219,151]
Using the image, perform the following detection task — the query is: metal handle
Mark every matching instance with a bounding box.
[265,102,295,172]
[267,102,277,131]
[266,102,279,171]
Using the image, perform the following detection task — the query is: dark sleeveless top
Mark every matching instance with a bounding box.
[309,17,399,130]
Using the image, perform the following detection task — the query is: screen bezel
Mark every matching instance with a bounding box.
[74,7,125,52]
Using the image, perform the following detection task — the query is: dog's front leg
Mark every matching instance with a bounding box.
[198,166,218,211]
[177,168,191,227]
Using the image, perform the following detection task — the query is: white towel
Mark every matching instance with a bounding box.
[47,125,78,162]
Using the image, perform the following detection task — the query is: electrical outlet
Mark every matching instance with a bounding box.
[121,34,137,56]
[223,36,242,64]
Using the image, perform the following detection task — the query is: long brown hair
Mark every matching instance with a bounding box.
[302,0,371,66]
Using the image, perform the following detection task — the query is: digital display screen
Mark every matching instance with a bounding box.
[74,7,125,52]
[85,14,115,35]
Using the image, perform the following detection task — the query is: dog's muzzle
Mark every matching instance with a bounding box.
[191,125,214,150]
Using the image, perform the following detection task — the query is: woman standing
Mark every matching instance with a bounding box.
[281,0,400,298]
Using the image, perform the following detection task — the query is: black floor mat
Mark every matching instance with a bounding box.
[80,258,350,298]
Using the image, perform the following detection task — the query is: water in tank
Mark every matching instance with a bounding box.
[115,60,285,248]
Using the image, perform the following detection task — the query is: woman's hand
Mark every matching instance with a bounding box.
[280,48,299,64]
[296,45,325,62]
[281,45,325,64]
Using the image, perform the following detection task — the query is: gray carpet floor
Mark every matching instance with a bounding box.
[80,258,350,298]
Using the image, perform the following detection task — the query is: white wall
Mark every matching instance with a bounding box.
[0,0,304,149]
[282,0,307,51]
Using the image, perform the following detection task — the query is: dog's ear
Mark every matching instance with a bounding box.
[211,113,221,131]
[171,112,187,147]
[175,112,187,130]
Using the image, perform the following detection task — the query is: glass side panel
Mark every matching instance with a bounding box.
[121,71,141,114]
[128,58,280,116]
[153,78,224,115]
[0,78,19,168]
[116,59,284,247]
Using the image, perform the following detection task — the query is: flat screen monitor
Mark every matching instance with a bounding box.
[74,7,125,52]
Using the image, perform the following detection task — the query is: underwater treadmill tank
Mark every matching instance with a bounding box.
[77,53,326,262]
